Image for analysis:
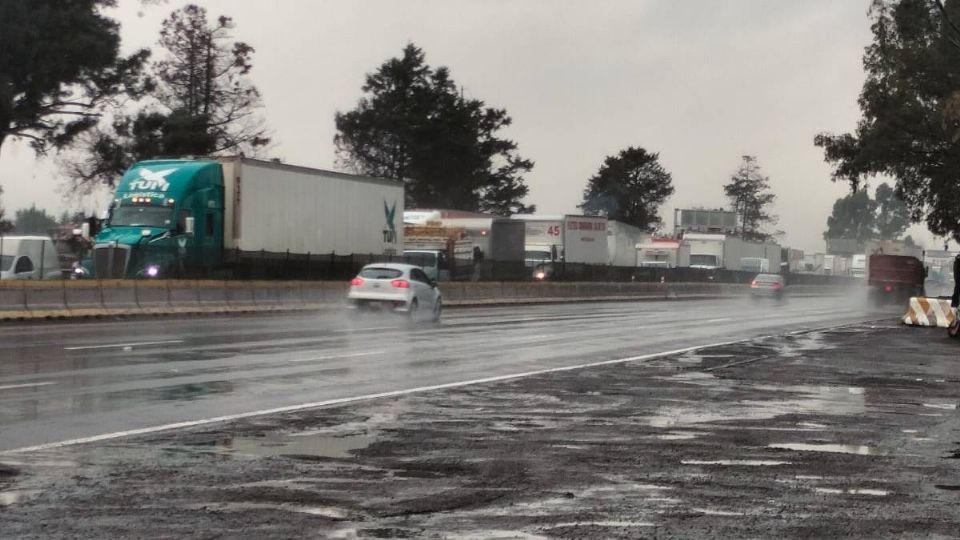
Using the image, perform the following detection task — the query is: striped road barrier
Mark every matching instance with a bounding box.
[903,297,957,328]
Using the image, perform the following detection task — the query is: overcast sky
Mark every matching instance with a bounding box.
[0,0,935,252]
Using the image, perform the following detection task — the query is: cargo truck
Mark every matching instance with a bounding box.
[636,238,685,268]
[867,254,925,306]
[679,233,781,272]
[511,215,607,279]
[85,157,404,278]
[607,221,648,266]
[403,224,473,281]
[0,236,63,280]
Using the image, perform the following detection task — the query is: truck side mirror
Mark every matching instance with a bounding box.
[184,216,195,236]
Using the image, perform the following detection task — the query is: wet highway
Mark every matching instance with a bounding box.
[0,295,890,452]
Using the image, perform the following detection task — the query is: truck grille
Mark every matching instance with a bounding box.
[94,245,130,278]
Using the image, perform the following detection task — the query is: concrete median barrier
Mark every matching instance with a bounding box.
[903,297,957,328]
[100,280,139,315]
[0,278,853,322]
[136,280,170,314]
[195,280,229,309]
[167,280,201,313]
[274,282,303,308]
[22,281,67,317]
[225,281,257,311]
[0,282,27,319]
[63,280,105,316]
[251,281,281,309]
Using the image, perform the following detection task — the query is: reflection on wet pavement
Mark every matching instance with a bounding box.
[219,431,376,459]
[768,442,873,455]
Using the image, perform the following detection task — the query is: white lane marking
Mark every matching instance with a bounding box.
[331,326,399,333]
[288,350,386,363]
[0,382,56,392]
[704,318,733,323]
[2,319,874,455]
[64,340,185,351]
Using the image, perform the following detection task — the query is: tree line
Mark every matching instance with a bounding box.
[816,0,960,244]
[31,1,958,245]
[0,1,783,238]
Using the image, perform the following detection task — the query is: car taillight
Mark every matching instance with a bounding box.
[391,279,410,289]
[772,282,783,289]
[884,284,893,292]
[751,280,758,287]
[350,277,364,287]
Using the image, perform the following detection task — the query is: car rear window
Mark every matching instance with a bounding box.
[359,267,403,279]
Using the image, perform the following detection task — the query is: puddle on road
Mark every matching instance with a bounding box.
[693,507,745,516]
[0,490,37,506]
[642,375,866,429]
[922,403,958,410]
[815,487,890,496]
[769,442,872,455]
[202,502,350,518]
[219,432,376,459]
[656,431,704,440]
[549,521,655,529]
[445,531,550,540]
[682,459,791,466]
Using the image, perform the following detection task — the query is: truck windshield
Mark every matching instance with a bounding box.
[690,254,718,267]
[525,250,552,262]
[110,206,174,228]
[404,252,437,266]
[0,255,12,271]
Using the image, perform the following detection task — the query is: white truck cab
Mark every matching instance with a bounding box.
[0,236,62,280]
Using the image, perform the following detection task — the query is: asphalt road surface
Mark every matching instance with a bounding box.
[0,294,890,453]
[2,309,959,537]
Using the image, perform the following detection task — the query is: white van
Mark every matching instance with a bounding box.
[0,236,63,280]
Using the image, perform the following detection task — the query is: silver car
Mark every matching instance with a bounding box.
[347,263,443,322]
[750,273,786,299]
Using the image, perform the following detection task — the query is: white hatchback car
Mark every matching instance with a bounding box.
[347,263,443,322]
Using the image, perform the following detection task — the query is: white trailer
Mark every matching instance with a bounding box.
[220,157,404,255]
[607,221,648,266]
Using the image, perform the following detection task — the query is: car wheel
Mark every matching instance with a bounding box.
[432,298,442,323]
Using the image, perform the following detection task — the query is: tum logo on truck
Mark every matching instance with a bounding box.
[382,200,397,243]
[128,168,176,191]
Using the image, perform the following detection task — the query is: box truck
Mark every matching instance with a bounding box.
[85,157,404,278]
[636,239,685,268]
[607,221,648,266]
[0,236,62,280]
[513,215,607,265]
[680,233,781,271]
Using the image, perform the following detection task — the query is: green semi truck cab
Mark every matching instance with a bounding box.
[91,159,225,278]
